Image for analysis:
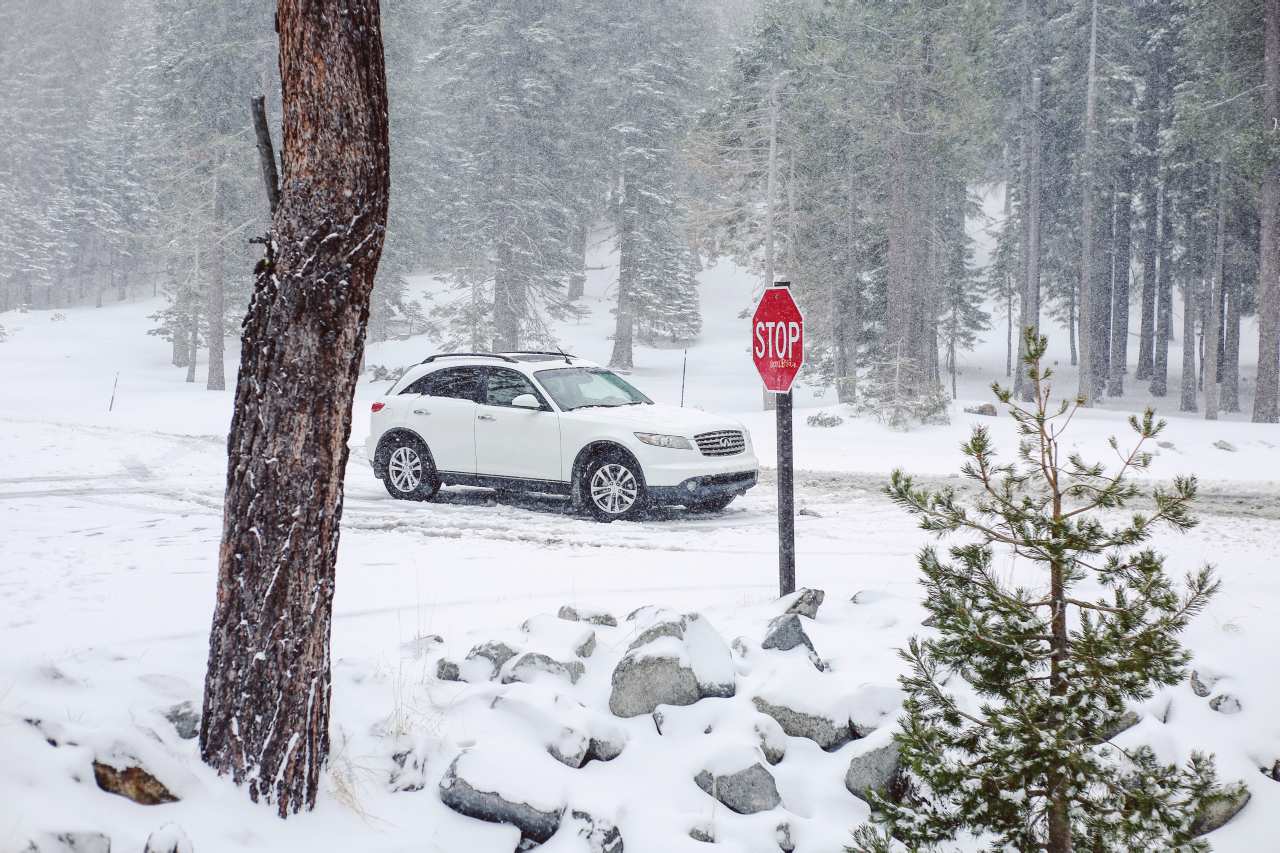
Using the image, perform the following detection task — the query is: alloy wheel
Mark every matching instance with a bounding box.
[589,463,638,515]
[388,445,422,492]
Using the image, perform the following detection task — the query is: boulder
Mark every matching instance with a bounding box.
[609,613,734,718]
[1191,784,1250,836]
[163,702,200,740]
[1212,440,1237,452]
[1095,710,1141,743]
[541,811,624,853]
[752,696,860,752]
[845,739,902,803]
[502,652,585,686]
[558,605,618,628]
[761,613,824,671]
[694,762,782,815]
[389,743,429,792]
[493,693,626,769]
[964,403,998,417]
[465,641,520,679]
[436,658,462,682]
[143,825,193,853]
[688,825,715,844]
[438,753,564,845]
[522,614,598,659]
[23,834,111,853]
[1210,694,1242,715]
[754,715,787,766]
[1190,670,1214,698]
[779,587,825,620]
[92,760,177,805]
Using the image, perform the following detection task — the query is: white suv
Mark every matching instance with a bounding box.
[366,352,758,521]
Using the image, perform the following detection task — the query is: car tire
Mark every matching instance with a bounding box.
[687,494,735,513]
[376,434,440,501]
[582,452,647,523]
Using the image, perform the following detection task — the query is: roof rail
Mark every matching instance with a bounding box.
[503,350,577,360]
[420,352,518,364]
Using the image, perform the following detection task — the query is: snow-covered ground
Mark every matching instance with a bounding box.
[2,245,1279,852]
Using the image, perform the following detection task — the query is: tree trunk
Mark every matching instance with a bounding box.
[1068,289,1078,366]
[492,243,523,352]
[609,171,637,371]
[835,156,859,404]
[567,217,587,301]
[206,174,226,391]
[1223,273,1241,412]
[1204,157,1228,419]
[185,286,200,384]
[761,76,780,411]
[199,0,389,818]
[1255,0,1280,422]
[1076,0,1100,407]
[1180,276,1199,412]
[1095,179,1115,397]
[1134,65,1161,381]
[1150,183,1172,396]
[1107,154,1134,396]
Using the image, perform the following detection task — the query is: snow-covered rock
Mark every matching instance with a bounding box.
[761,613,825,671]
[694,761,782,814]
[752,673,901,752]
[540,810,624,853]
[1210,694,1242,714]
[1190,669,1219,698]
[438,752,565,845]
[522,613,598,658]
[23,833,111,853]
[143,824,194,853]
[502,652,586,686]
[466,641,521,679]
[608,612,734,717]
[92,758,178,805]
[162,701,199,740]
[1192,785,1251,836]
[493,691,627,768]
[844,735,902,803]
[779,587,825,619]
[752,695,857,752]
[754,714,787,766]
[558,605,619,628]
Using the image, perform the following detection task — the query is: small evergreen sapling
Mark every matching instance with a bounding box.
[852,331,1242,852]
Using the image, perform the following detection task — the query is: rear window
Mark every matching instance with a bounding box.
[402,366,483,401]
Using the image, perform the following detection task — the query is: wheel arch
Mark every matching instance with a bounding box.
[570,440,645,502]
[373,428,437,479]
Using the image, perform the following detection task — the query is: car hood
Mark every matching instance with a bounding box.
[561,403,746,436]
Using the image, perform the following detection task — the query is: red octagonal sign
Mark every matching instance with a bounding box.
[752,285,804,393]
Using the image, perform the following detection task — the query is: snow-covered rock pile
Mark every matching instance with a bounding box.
[398,588,907,851]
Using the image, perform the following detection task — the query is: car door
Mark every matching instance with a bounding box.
[401,366,481,474]
[474,367,563,483]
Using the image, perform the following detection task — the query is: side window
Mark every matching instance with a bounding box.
[484,369,544,408]
[402,367,482,400]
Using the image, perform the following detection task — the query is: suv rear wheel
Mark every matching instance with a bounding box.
[583,453,647,523]
[377,435,440,501]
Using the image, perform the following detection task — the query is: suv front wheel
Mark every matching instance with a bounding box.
[583,453,647,523]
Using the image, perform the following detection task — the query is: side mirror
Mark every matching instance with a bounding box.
[511,393,542,410]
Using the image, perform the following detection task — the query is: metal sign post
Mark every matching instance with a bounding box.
[751,281,803,597]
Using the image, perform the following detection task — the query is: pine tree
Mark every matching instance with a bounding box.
[853,330,1240,853]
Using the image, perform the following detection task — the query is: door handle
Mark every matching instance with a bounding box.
[413,409,430,415]
[477,414,496,422]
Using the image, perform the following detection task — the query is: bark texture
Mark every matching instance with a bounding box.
[199,0,390,818]
[1255,0,1280,422]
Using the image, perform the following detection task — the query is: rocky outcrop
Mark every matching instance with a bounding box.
[694,762,782,815]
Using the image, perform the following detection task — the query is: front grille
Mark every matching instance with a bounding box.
[695,430,745,457]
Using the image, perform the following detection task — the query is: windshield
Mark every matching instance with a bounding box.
[534,367,653,411]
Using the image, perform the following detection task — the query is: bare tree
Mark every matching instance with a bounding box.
[199,0,390,817]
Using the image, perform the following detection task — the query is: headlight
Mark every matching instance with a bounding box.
[634,432,693,450]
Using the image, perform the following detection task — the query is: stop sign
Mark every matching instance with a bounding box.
[751,285,804,393]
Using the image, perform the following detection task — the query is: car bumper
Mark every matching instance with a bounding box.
[648,469,759,505]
